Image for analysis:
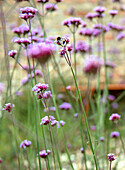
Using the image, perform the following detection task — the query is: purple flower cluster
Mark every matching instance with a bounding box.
[13,37,31,46]
[20,139,31,149]
[12,25,29,36]
[45,3,58,12]
[40,115,57,126]
[109,113,121,121]
[109,10,118,17]
[100,137,104,142]
[107,153,115,162]
[59,102,72,110]
[110,131,120,138]
[117,32,125,41]
[32,83,52,99]
[0,83,5,94]
[2,103,15,112]
[62,17,83,27]
[39,150,51,158]
[75,41,89,53]
[19,7,37,20]
[108,23,125,32]
[8,50,17,58]
[83,55,103,75]
[57,120,65,128]
[28,41,56,64]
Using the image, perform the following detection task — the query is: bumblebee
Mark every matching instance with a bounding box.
[56,36,67,46]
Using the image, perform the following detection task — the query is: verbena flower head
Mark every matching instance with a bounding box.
[28,41,55,64]
[43,91,52,99]
[44,106,56,112]
[93,6,106,14]
[20,139,31,148]
[12,25,29,36]
[108,95,115,101]
[57,120,65,128]
[40,115,56,126]
[75,41,89,53]
[83,55,103,75]
[2,103,15,112]
[110,131,120,138]
[107,153,115,162]
[45,3,57,12]
[62,17,83,27]
[90,125,96,131]
[55,0,63,2]
[15,91,22,96]
[74,113,78,118]
[32,83,48,93]
[14,38,31,46]
[79,28,93,37]
[109,113,121,121]
[0,158,2,163]
[59,102,72,110]
[20,7,37,20]
[100,137,104,142]
[108,23,125,32]
[109,10,118,17]
[66,85,71,91]
[80,147,84,153]
[85,12,98,20]
[112,102,118,109]
[105,60,116,68]
[39,150,51,158]
[117,32,125,41]
[36,0,49,3]
[8,50,17,58]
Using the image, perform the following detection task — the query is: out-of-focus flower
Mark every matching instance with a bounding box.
[19,7,37,20]
[59,102,72,110]
[57,120,65,128]
[105,60,116,68]
[109,10,118,17]
[80,147,84,153]
[36,0,49,3]
[55,0,63,2]
[79,28,93,37]
[66,85,71,91]
[21,77,29,85]
[83,55,103,75]
[39,150,51,158]
[93,6,106,14]
[2,103,15,112]
[15,91,22,96]
[8,50,17,58]
[100,137,104,142]
[20,139,31,149]
[44,106,56,112]
[107,153,115,162]
[0,158,2,163]
[117,32,125,41]
[62,17,83,28]
[110,131,120,138]
[75,41,89,53]
[108,95,115,101]
[45,3,57,12]
[28,41,56,64]
[108,23,125,32]
[112,102,118,109]
[109,113,121,121]
[12,25,29,36]
[90,125,96,131]
[32,83,48,93]
[74,113,78,118]
[85,12,98,20]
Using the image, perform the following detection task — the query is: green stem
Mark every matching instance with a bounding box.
[70,66,98,170]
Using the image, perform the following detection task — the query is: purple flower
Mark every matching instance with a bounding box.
[59,102,72,110]
[44,106,56,112]
[43,91,52,99]
[93,6,106,14]
[62,17,83,27]
[0,158,2,163]
[12,25,29,35]
[108,95,115,101]
[80,147,84,153]
[15,91,22,96]
[109,10,118,17]
[21,77,29,85]
[28,42,56,64]
[40,115,56,126]
[90,125,96,131]
[32,83,48,93]
[107,153,115,162]
[74,113,78,118]
[55,0,63,2]
[110,131,120,138]
[85,12,98,20]
[20,139,31,149]
[45,3,57,12]
[83,55,103,75]
[79,28,93,37]
[36,0,49,3]
[108,22,125,32]
[59,48,66,57]
[105,60,116,68]
[34,69,43,77]
[8,50,17,58]
[109,113,121,121]
[2,103,15,112]
[57,120,65,128]
[75,41,89,53]
[100,137,104,142]
[66,85,71,91]
[117,32,125,41]
[112,102,118,109]
[39,150,51,158]
[0,83,5,94]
